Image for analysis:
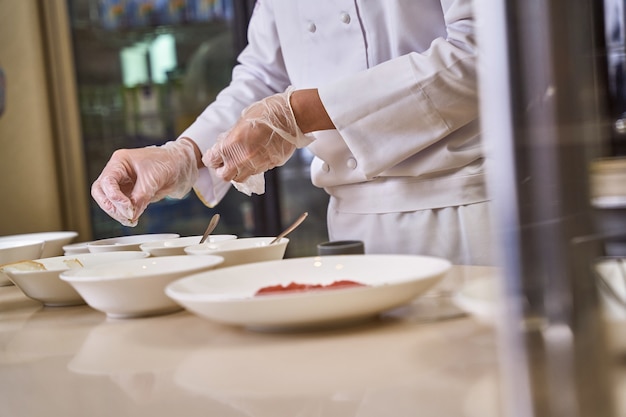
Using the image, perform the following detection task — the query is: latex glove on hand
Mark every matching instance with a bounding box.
[204,87,313,194]
[91,139,199,227]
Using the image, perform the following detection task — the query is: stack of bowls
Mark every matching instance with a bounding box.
[1,229,295,320]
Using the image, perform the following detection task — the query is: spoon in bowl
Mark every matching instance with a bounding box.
[199,213,221,244]
[269,212,308,245]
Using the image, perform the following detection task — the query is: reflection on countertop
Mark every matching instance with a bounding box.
[1,265,624,417]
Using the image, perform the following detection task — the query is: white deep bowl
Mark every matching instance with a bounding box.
[60,255,224,319]
[1,251,150,307]
[140,234,237,257]
[0,240,46,286]
[184,237,289,268]
[0,231,78,258]
[166,254,451,330]
[87,233,180,253]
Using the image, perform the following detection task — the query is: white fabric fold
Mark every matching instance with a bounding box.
[231,173,265,196]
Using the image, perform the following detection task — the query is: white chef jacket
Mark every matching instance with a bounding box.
[179,0,494,265]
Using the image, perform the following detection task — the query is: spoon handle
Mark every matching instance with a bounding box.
[270,212,308,245]
[199,213,221,244]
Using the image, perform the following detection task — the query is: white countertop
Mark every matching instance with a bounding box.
[0,265,578,416]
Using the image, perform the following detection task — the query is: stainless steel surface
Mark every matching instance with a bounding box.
[199,213,220,244]
[476,0,616,416]
[269,212,308,245]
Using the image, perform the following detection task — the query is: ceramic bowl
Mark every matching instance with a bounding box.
[63,241,93,255]
[87,233,180,253]
[1,251,150,307]
[0,231,78,258]
[139,235,237,257]
[184,237,289,268]
[59,255,224,319]
[0,240,46,286]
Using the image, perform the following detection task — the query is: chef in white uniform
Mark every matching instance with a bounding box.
[92,0,494,266]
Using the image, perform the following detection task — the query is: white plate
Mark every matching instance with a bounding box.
[140,235,237,257]
[166,254,450,330]
[87,233,179,253]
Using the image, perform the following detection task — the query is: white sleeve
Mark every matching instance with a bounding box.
[178,0,291,206]
[317,0,478,178]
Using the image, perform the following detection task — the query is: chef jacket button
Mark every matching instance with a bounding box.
[322,162,330,172]
[346,158,357,169]
[307,22,317,33]
[340,12,351,24]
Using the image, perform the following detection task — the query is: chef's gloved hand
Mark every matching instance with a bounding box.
[204,86,313,184]
[91,138,199,227]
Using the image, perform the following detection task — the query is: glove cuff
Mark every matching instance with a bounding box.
[162,139,200,199]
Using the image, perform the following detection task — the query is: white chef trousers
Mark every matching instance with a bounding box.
[327,200,495,266]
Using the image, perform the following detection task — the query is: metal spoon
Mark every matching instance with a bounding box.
[269,212,308,245]
[199,213,221,244]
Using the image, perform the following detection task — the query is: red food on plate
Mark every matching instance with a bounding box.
[255,280,366,296]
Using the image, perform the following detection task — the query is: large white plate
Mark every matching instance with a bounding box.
[165,254,451,330]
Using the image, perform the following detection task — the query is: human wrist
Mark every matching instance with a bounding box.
[288,88,335,134]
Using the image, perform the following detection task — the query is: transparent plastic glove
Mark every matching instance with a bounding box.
[204,86,313,186]
[91,139,199,227]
